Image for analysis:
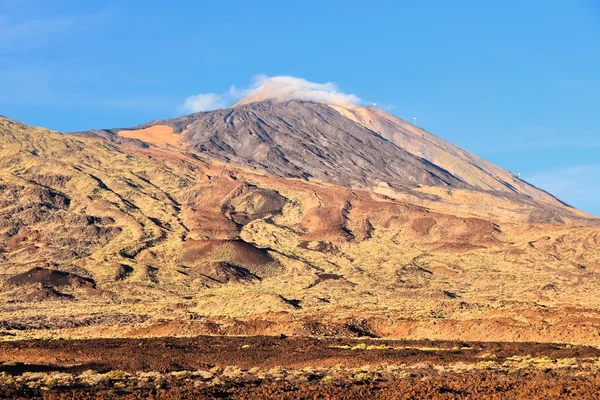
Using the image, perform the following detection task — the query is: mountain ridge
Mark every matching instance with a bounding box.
[74,100,579,216]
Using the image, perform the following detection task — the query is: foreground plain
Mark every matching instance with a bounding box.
[2,336,600,399]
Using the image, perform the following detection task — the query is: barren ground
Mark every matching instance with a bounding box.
[2,336,600,399]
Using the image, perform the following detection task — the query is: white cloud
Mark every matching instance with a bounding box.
[526,165,600,216]
[178,93,228,113]
[233,75,361,106]
[178,75,361,113]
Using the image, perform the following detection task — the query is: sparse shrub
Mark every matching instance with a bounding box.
[417,347,444,352]
[268,366,286,375]
[556,358,578,368]
[208,377,225,386]
[2,360,18,367]
[475,361,498,370]
[248,367,262,375]
[137,371,163,383]
[106,370,129,380]
[79,370,109,386]
[509,368,520,375]
[397,371,411,379]
[43,372,73,388]
[321,375,337,385]
[433,365,448,373]
[195,370,214,380]
[21,372,49,383]
[287,371,310,383]
[170,370,191,379]
[44,377,58,388]
[27,381,41,389]
[0,371,14,384]
[367,344,392,350]
[393,346,442,352]
[267,366,286,380]
[354,372,371,382]
[351,343,367,350]
[222,366,244,379]
[532,356,554,365]
[210,366,223,375]
[505,355,524,362]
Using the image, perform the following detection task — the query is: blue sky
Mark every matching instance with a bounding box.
[1,0,599,216]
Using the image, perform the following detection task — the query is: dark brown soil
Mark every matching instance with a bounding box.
[3,336,599,373]
[189,262,260,285]
[24,286,73,302]
[8,372,600,400]
[7,267,96,288]
[2,336,600,399]
[181,239,277,273]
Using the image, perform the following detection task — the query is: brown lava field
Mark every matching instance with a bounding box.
[2,336,600,399]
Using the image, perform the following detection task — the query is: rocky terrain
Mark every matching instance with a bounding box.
[2,336,600,399]
[0,96,599,347]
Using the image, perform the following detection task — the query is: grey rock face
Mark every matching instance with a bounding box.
[142,100,467,190]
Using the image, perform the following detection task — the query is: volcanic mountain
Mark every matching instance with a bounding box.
[82,100,565,207]
[1,95,599,344]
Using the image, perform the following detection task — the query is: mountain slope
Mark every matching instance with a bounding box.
[2,115,600,344]
[329,105,561,203]
[88,100,574,215]
[103,100,468,189]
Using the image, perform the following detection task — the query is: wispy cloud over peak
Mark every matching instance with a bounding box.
[178,75,361,114]
[232,75,361,106]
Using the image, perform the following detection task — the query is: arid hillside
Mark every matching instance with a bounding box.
[1,109,599,344]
